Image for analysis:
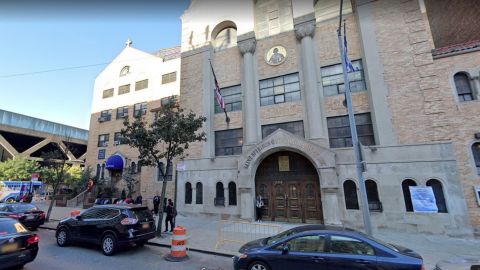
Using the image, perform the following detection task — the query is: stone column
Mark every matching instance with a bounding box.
[471,76,480,100]
[201,47,215,158]
[295,19,326,140]
[239,187,254,220]
[356,1,396,145]
[238,36,260,145]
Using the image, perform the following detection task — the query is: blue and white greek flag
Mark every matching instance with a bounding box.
[343,23,359,73]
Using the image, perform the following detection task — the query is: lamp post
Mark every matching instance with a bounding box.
[336,0,372,236]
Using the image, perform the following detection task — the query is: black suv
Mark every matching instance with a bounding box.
[55,204,156,255]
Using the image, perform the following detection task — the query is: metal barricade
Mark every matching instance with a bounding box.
[215,220,282,250]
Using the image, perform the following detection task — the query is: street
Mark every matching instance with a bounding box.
[24,229,233,270]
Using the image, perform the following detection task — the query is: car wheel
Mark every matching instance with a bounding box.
[248,261,270,270]
[102,234,118,256]
[56,228,70,247]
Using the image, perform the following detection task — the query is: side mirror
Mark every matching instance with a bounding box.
[75,215,82,221]
[282,243,290,255]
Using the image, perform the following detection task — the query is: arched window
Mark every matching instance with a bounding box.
[426,179,447,213]
[96,164,101,179]
[343,180,359,210]
[185,182,192,204]
[472,142,480,175]
[120,66,130,77]
[211,21,237,50]
[196,182,203,204]
[402,179,417,212]
[101,164,105,179]
[215,182,225,206]
[130,162,136,174]
[454,72,474,101]
[365,180,381,212]
[228,182,237,206]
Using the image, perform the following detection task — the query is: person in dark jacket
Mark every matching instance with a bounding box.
[135,195,143,205]
[153,193,160,216]
[164,199,176,232]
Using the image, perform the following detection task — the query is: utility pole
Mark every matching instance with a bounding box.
[336,0,373,236]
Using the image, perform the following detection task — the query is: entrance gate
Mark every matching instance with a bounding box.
[255,151,323,223]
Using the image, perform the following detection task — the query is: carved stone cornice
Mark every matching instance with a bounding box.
[294,20,316,40]
[238,38,256,55]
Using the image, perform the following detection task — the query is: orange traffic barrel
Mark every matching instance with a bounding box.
[70,210,81,217]
[164,226,189,262]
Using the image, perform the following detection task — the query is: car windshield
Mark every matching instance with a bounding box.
[0,219,28,235]
[7,204,38,213]
[266,228,298,245]
[360,232,399,252]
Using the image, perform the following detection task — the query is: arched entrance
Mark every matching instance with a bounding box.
[255,151,323,223]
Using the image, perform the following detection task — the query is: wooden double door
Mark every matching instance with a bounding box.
[255,151,323,223]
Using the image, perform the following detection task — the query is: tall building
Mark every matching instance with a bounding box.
[176,0,480,236]
[85,40,181,203]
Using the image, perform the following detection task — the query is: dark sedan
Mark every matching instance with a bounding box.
[55,204,156,255]
[233,225,424,270]
[0,203,45,230]
[0,217,39,269]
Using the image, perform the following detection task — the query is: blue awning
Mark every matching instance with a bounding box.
[105,154,124,170]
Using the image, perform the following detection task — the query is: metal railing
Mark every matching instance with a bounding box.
[215,220,282,250]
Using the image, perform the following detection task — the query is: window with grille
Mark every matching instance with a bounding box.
[343,180,359,210]
[215,128,243,156]
[133,102,147,117]
[161,95,178,107]
[135,79,148,91]
[162,72,177,84]
[262,121,304,139]
[118,84,130,95]
[228,182,237,206]
[99,110,112,122]
[259,73,301,106]
[102,88,114,99]
[365,180,382,212]
[116,106,128,119]
[402,179,417,212]
[454,73,474,102]
[215,182,225,206]
[327,113,375,148]
[114,132,127,145]
[321,60,366,96]
[185,182,192,204]
[196,182,203,204]
[472,143,480,175]
[215,85,242,113]
[97,134,109,147]
[426,179,447,213]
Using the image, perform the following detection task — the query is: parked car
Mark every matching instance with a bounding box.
[233,225,424,270]
[55,204,156,255]
[0,217,39,269]
[0,203,45,230]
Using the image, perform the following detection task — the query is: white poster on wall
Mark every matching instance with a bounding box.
[409,186,438,213]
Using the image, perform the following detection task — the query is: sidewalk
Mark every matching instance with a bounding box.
[37,204,480,270]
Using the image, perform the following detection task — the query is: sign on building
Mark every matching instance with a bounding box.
[98,149,106,160]
[409,186,438,213]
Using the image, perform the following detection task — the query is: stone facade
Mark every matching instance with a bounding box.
[175,0,480,237]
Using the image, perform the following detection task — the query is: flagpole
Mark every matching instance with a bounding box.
[209,60,230,124]
[337,1,372,236]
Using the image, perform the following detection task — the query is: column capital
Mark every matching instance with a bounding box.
[238,38,256,55]
[294,19,316,40]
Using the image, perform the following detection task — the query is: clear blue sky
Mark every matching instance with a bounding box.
[0,0,190,130]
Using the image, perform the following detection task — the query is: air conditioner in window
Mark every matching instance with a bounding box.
[98,116,107,122]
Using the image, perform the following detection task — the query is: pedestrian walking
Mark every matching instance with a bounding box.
[164,199,176,232]
[153,193,160,216]
[255,195,264,222]
[135,195,143,205]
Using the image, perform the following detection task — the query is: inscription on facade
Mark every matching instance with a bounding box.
[243,135,322,169]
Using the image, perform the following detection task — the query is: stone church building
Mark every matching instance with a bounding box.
[175,0,480,237]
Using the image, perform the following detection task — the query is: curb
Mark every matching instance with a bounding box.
[37,227,234,258]
[145,242,234,258]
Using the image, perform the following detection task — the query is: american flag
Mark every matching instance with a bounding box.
[210,61,225,110]
[343,23,359,73]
